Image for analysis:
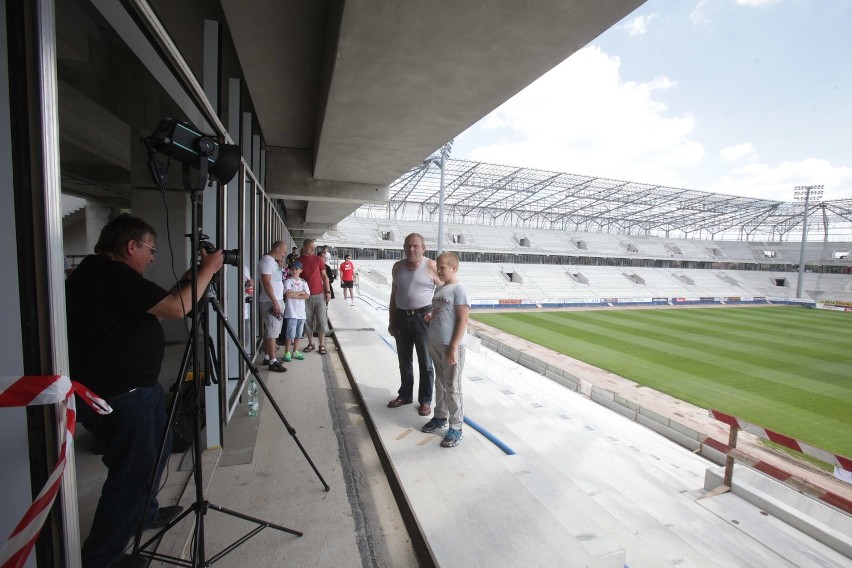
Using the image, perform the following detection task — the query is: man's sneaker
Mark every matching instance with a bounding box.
[149,505,184,529]
[268,361,287,373]
[262,358,271,366]
[421,417,447,433]
[293,351,305,360]
[282,352,292,362]
[440,427,462,447]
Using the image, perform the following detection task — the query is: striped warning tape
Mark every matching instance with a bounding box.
[0,375,111,568]
[709,409,852,472]
[701,437,852,515]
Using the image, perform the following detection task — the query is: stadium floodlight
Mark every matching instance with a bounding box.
[424,141,453,254]
[793,185,824,299]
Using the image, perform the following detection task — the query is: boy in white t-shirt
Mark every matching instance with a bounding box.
[421,252,470,447]
[282,261,311,362]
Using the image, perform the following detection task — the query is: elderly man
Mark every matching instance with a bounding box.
[387,233,442,416]
[298,239,332,354]
[67,213,223,567]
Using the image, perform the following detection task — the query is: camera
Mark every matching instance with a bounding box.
[200,240,239,267]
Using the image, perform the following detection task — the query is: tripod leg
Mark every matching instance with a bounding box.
[209,297,330,491]
[207,502,302,536]
[205,334,220,385]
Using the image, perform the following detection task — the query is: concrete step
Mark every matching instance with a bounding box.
[698,490,851,568]
[705,465,852,561]
[336,327,619,567]
[463,361,812,567]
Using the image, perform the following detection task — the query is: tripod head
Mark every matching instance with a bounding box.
[188,229,240,268]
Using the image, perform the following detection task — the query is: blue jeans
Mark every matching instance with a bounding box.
[286,317,305,340]
[78,384,171,567]
[393,310,434,404]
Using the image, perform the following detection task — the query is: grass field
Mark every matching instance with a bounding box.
[471,306,852,458]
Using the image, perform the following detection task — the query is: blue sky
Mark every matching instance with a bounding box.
[453,0,852,202]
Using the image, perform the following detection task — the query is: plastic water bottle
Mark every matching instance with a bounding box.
[247,378,259,416]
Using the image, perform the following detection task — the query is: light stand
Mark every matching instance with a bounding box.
[131,136,329,566]
[794,185,824,299]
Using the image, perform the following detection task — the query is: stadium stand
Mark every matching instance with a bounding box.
[336,216,852,305]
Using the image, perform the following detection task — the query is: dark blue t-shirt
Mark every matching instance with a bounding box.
[66,255,169,397]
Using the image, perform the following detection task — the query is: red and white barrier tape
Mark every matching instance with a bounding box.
[0,375,111,568]
[701,437,852,515]
[709,409,852,472]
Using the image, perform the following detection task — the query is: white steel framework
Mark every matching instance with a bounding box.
[358,158,852,242]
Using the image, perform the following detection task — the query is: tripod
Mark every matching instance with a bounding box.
[132,156,329,566]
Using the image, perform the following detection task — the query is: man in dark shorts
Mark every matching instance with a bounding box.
[339,254,356,306]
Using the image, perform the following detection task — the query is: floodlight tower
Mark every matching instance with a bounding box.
[793,185,824,299]
[428,140,452,254]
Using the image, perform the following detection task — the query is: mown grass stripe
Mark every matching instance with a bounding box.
[579,308,852,352]
[531,312,851,397]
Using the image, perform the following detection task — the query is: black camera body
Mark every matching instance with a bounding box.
[200,240,239,267]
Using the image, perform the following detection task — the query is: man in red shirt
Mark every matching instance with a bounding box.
[339,254,356,306]
[298,239,331,354]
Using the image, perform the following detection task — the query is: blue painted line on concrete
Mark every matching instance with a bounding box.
[464,416,516,455]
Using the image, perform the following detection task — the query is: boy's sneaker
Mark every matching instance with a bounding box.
[440,427,462,447]
[282,352,292,362]
[421,417,447,433]
[293,351,305,360]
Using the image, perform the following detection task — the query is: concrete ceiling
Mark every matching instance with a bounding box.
[220,0,645,240]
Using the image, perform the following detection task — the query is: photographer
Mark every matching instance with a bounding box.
[66,213,223,568]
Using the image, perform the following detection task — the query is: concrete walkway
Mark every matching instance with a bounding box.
[74,316,420,567]
[334,291,851,568]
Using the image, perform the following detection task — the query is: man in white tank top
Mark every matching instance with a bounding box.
[387,233,442,416]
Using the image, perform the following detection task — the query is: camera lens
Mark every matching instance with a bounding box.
[223,249,239,267]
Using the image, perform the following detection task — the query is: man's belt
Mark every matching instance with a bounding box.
[397,305,431,316]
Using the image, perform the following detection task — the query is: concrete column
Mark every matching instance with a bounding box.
[85,202,111,253]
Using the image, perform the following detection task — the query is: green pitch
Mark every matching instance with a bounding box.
[471,306,852,458]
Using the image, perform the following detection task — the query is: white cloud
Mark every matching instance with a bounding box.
[692,0,779,26]
[719,143,756,162]
[455,44,852,203]
[734,0,780,6]
[460,46,703,187]
[689,0,711,25]
[708,159,852,200]
[623,13,659,36]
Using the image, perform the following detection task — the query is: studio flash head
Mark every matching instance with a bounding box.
[145,117,241,185]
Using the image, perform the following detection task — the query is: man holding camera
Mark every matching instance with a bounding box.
[258,240,288,372]
[66,213,224,567]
